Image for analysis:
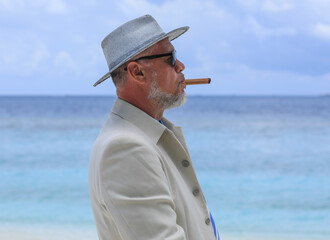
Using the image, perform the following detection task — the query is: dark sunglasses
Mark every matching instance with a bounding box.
[124,50,177,71]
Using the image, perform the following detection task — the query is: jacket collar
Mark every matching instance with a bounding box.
[111,98,167,144]
[111,98,190,155]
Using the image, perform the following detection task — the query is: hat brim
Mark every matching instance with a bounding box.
[93,26,189,87]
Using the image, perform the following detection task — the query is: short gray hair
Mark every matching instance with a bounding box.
[110,63,128,88]
[111,45,156,88]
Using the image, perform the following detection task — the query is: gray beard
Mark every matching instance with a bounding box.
[148,79,186,110]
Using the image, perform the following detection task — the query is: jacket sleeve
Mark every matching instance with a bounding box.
[98,135,187,240]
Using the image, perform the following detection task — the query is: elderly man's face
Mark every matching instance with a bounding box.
[145,39,186,109]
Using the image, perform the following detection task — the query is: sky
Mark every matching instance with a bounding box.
[1,0,330,96]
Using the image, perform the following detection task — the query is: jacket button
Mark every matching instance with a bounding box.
[192,188,200,196]
[205,218,211,225]
[182,160,190,167]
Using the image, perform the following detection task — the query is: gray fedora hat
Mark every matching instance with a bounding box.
[94,14,189,87]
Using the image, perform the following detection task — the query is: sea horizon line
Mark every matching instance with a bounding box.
[0,94,329,98]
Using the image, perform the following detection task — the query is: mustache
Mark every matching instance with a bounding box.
[177,74,185,87]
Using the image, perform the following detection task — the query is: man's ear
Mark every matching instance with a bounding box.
[126,62,146,84]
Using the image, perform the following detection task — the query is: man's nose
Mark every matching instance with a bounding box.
[175,59,185,72]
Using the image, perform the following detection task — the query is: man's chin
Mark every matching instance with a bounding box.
[148,79,186,110]
[166,92,186,110]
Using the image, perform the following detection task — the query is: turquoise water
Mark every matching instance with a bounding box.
[1,96,329,238]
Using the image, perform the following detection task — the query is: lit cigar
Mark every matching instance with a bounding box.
[185,78,211,85]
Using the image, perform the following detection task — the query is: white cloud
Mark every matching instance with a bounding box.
[186,46,216,78]
[312,23,330,41]
[23,43,50,74]
[0,0,68,14]
[248,16,296,39]
[0,0,25,12]
[262,0,295,12]
[237,0,294,13]
[0,31,50,76]
[199,61,330,95]
[2,0,330,95]
[119,0,227,26]
[0,0,10,8]
[54,51,78,74]
[46,0,68,14]
[237,0,259,8]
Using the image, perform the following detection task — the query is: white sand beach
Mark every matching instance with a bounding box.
[1,224,328,240]
[0,224,98,240]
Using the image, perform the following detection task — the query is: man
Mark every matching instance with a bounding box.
[89,15,219,240]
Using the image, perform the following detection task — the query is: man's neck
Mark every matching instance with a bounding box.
[117,95,164,120]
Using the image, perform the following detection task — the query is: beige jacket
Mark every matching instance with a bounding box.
[89,98,216,240]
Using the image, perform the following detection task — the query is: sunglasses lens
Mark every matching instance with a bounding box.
[172,50,177,66]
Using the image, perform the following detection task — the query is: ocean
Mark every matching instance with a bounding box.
[0,96,329,240]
